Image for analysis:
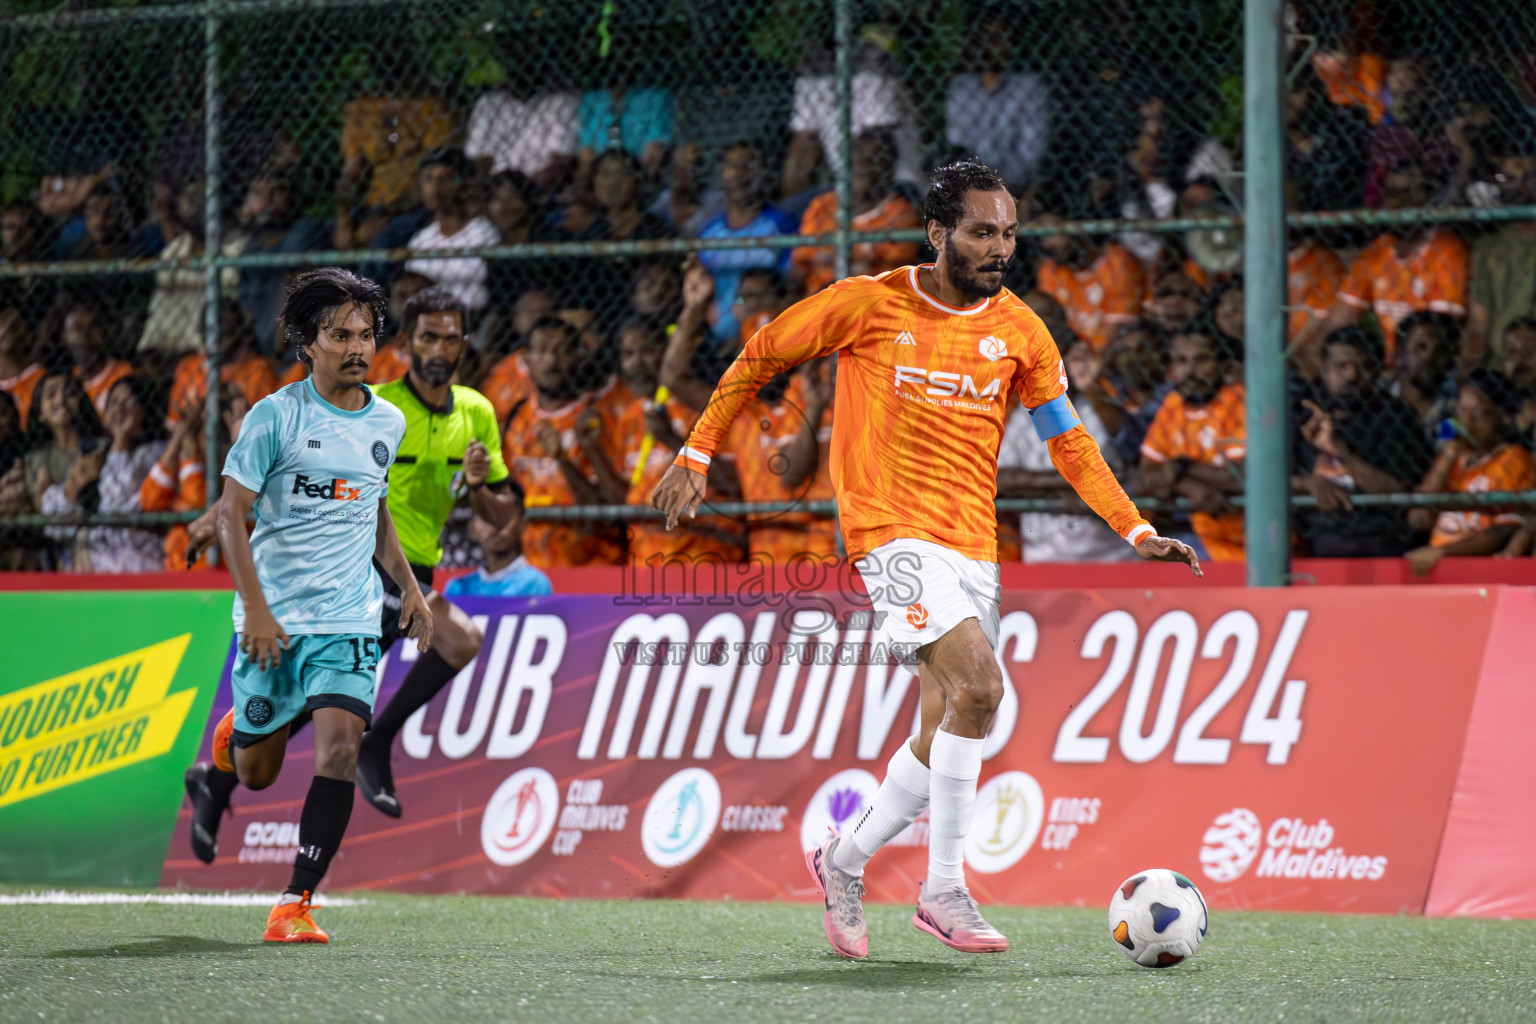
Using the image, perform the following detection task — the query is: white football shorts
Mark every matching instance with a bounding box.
[854,537,1001,664]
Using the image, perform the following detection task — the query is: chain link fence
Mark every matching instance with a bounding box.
[1,0,1534,574]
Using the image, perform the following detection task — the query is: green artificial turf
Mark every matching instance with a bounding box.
[2,892,1533,1023]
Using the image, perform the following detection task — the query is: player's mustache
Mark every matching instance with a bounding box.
[343,357,368,368]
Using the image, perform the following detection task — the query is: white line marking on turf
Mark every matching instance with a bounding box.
[0,891,367,907]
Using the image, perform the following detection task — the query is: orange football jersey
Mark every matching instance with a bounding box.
[1036,244,1145,352]
[367,342,410,384]
[792,193,922,296]
[0,363,43,428]
[676,265,1149,562]
[725,375,838,563]
[169,351,279,422]
[481,351,533,427]
[1429,444,1535,547]
[1139,384,1247,562]
[1287,240,1347,342]
[77,359,134,415]
[1338,230,1468,365]
[503,395,624,568]
[614,394,744,564]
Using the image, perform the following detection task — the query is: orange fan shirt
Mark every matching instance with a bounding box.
[1036,243,1145,352]
[1312,51,1388,125]
[1139,384,1248,562]
[77,359,134,415]
[1287,240,1347,341]
[612,393,743,565]
[675,265,1150,563]
[502,394,623,568]
[725,375,838,563]
[0,363,43,427]
[1338,230,1468,365]
[368,342,410,384]
[140,455,212,572]
[792,193,922,296]
[168,351,278,421]
[278,361,308,388]
[1429,444,1536,547]
[480,351,533,428]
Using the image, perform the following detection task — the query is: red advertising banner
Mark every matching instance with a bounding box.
[1425,586,1536,918]
[160,587,1496,915]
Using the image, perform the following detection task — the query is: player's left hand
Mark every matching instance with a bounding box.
[463,440,490,488]
[1135,534,1204,577]
[651,463,706,530]
[400,587,435,652]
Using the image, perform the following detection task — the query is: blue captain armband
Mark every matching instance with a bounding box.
[1028,393,1082,441]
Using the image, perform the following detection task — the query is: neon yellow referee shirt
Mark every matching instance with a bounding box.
[373,376,510,568]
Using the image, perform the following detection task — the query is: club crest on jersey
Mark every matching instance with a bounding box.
[978,335,1008,361]
[372,440,390,467]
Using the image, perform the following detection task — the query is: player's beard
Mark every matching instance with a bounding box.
[948,250,1014,303]
[412,353,457,388]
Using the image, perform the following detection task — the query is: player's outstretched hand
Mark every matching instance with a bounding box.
[1135,534,1204,577]
[650,463,705,531]
[400,587,434,653]
[241,608,291,670]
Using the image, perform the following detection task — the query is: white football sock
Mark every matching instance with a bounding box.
[834,736,930,875]
[925,729,984,895]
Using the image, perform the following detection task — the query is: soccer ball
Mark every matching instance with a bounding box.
[1106,868,1208,968]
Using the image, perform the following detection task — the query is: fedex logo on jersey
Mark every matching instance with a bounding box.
[893,365,1004,403]
[291,474,364,501]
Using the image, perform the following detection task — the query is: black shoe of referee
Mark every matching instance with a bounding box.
[355,733,402,818]
[184,762,231,864]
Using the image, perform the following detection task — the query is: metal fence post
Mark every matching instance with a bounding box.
[201,0,223,509]
[832,0,852,283]
[1243,0,1288,586]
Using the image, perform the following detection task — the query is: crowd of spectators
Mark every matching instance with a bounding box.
[2,20,1536,575]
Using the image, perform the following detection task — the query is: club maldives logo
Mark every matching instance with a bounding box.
[1200,808,1388,883]
[977,335,1008,361]
[0,635,197,809]
[906,603,929,629]
[965,771,1045,874]
[799,769,880,853]
[480,767,559,866]
[642,767,721,868]
[1199,807,1264,882]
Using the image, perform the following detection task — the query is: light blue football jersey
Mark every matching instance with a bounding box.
[223,378,407,636]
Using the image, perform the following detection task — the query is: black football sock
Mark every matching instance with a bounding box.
[284,775,355,897]
[366,649,459,747]
[206,765,238,806]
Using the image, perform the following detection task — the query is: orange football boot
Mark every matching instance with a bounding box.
[211,709,235,773]
[263,892,328,943]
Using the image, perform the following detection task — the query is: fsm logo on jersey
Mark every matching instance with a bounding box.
[965,771,1044,874]
[641,767,721,868]
[798,768,880,853]
[480,767,559,866]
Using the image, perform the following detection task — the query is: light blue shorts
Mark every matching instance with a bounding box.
[230,633,380,745]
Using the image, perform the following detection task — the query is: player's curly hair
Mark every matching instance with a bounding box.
[280,267,388,365]
[923,158,1010,232]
